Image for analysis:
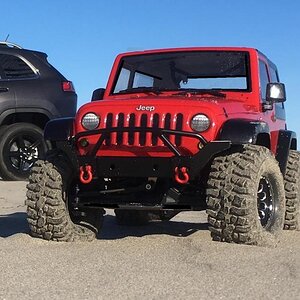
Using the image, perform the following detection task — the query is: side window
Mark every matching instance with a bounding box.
[259,60,269,101]
[114,68,130,93]
[269,66,279,83]
[0,54,36,79]
[269,65,284,109]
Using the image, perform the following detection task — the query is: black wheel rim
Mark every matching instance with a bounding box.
[5,134,44,173]
[257,176,275,228]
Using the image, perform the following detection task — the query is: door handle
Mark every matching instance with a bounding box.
[0,87,9,92]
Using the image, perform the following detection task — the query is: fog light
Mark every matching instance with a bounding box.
[79,138,89,147]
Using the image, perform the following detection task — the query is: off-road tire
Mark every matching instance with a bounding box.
[206,144,285,245]
[284,150,300,230]
[26,157,102,241]
[0,123,48,181]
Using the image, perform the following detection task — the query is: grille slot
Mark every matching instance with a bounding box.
[105,113,113,145]
[139,114,147,146]
[128,113,135,145]
[103,113,183,146]
[164,113,171,140]
[151,113,159,145]
[116,113,124,145]
[175,113,183,146]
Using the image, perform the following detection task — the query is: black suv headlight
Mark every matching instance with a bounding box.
[82,113,100,130]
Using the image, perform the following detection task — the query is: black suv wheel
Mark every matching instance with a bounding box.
[0,123,48,180]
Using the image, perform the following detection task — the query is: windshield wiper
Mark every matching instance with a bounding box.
[118,87,165,95]
[117,87,227,98]
[174,89,226,98]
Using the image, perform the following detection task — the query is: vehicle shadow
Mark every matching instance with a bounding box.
[0,212,29,237]
[0,211,208,239]
[100,215,208,240]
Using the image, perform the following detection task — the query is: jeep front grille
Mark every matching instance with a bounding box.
[103,113,183,146]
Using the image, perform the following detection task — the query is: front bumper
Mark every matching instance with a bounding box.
[75,127,231,180]
[79,141,229,179]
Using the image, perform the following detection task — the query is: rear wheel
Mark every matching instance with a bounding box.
[206,145,285,245]
[0,123,48,180]
[284,150,300,230]
[26,154,103,241]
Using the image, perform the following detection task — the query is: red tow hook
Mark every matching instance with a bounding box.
[174,166,189,184]
[79,165,93,184]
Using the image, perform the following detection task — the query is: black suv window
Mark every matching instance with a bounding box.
[0,54,36,79]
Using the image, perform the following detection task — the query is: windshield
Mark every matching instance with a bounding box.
[112,51,250,95]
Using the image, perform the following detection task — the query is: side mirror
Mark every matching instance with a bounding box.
[266,83,286,103]
[91,88,105,101]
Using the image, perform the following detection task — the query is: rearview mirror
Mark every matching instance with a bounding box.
[91,88,105,101]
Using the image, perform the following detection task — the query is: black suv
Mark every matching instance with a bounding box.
[0,41,77,180]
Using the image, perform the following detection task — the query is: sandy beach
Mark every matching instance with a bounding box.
[0,180,299,299]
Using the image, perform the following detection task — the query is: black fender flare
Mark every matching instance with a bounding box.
[218,119,297,174]
[44,117,74,141]
[217,119,270,145]
[275,130,297,174]
[44,117,79,172]
[0,108,54,125]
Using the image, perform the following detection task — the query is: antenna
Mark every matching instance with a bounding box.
[5,34,9,42]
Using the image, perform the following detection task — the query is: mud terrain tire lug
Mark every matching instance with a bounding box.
[284,150,300,230]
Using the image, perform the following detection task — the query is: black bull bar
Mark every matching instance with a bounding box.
[74,127,231,182]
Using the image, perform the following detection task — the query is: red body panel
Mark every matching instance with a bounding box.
[75,47,286,157]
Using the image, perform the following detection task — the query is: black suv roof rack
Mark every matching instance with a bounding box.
[0,41,22,49]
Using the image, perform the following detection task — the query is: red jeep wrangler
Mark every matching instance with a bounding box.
[26,47,300,245]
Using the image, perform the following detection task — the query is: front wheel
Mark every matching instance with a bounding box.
[26,156,103,242]
[206,145,285,245]
[0,123,48,180]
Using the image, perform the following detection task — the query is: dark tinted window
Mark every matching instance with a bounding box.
[0,54,36,79]
[259,60,269,100]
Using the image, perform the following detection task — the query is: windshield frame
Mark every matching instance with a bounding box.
[110,50,252,95]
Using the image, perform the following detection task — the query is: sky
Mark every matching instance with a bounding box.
[1,0,300,138]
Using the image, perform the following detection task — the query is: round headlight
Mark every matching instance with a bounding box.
[190,114,210,132]
[82,113,100,130]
